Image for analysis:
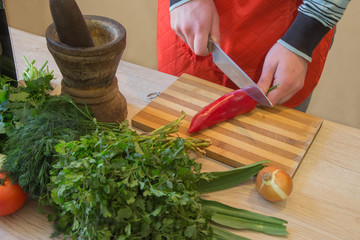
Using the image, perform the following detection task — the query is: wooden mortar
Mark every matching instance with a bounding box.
[45,15,127,122]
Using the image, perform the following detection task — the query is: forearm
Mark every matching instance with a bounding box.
[279,0,351,61]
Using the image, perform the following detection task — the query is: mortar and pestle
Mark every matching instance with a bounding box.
[45,0,127,122]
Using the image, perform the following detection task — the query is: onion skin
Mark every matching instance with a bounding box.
[256,166,293,202]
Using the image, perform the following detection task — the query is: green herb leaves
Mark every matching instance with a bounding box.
[47,123,213,239]
[1,96,99,198]
[0,58,54,135]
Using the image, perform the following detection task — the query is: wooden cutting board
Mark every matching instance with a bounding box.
[131,74,323,177]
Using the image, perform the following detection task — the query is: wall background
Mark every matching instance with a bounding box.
[4,0,360,129]
[4,0,158,70]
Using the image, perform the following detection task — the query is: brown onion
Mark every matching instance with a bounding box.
[256,166,293,202]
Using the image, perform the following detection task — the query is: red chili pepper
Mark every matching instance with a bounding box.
[188,89,257,133]
[188,84,278,133]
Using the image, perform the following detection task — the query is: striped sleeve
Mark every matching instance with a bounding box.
[280,0,351,61]
[169,0,191,11]
[299,0,350,28]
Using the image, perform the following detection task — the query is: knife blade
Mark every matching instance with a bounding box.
[209,40,273,107]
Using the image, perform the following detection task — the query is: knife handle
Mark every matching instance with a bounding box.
[207,39,215,52]
[49,0,94,47]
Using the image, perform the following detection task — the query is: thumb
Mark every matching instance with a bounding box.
[257,61,277,95]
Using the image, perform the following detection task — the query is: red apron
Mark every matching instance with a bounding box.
[157,0,334,108]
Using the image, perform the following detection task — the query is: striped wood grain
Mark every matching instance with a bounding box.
[131,74,323,176]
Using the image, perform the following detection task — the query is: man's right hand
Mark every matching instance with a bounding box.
[170,0,220,56]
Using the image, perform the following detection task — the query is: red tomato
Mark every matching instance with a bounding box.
[0,172,27,216]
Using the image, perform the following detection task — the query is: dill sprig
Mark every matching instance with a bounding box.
[2,95,98,198]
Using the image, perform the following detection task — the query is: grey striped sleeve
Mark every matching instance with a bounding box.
[169,0,191,11]
[280,0,351,61]
[299,0,351,28]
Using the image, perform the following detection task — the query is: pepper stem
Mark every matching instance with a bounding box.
[267,84,280,94]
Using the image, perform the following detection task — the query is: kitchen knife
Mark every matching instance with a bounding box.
[208,40,273,107]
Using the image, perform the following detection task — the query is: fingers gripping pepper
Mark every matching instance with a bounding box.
[188,89,257,133]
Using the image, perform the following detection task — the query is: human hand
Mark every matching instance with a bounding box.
[170,0,220,56]
[257,43,308,106]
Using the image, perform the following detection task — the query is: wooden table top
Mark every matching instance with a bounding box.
[1,28,359,240]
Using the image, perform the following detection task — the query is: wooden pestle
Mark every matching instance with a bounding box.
[49,0,94,47]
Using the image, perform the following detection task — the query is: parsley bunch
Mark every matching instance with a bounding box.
[47,118,213,239]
